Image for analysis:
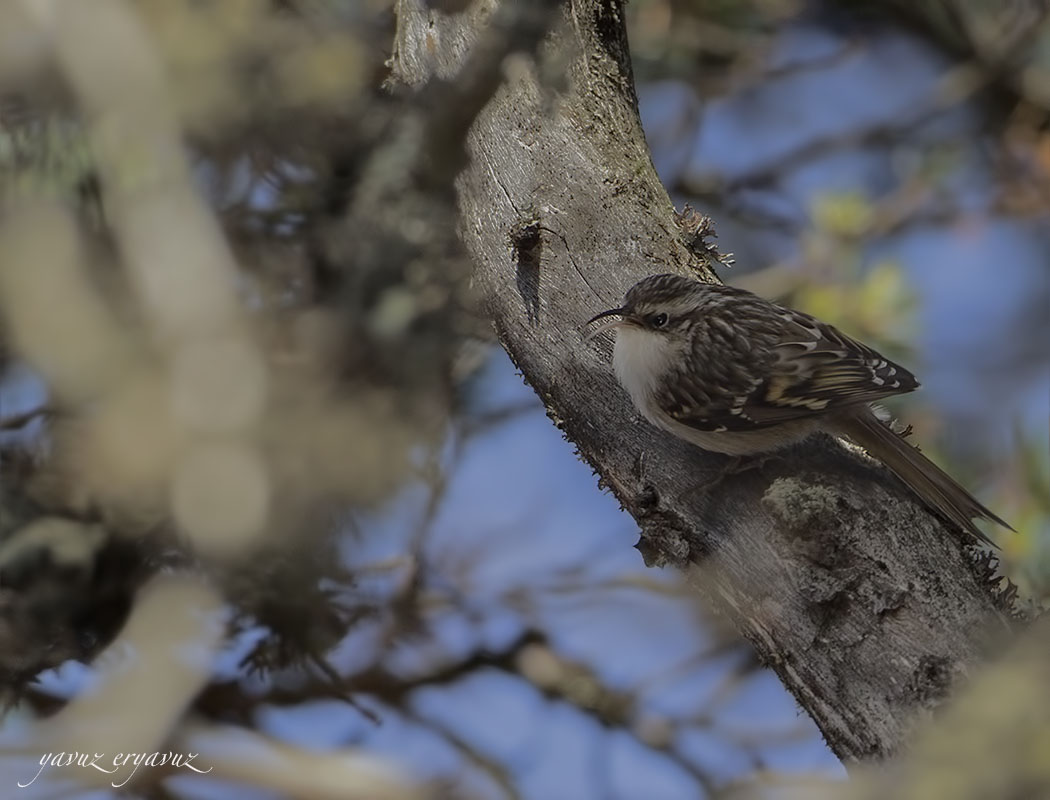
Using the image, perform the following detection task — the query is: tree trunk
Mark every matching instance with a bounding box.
[390,0,1013,762]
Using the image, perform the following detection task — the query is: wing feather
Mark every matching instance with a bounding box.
[655,286,918,432]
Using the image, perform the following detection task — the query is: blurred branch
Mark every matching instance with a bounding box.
[400,708,522,800]
[195,619,733,794]
[2,574,224,795]
[172,720,424,800]
[0,406,50,431]
[195,629,547,721]
[0,0,566,792]
[876,0,1050,111]
[402,0,564,187]
[678,61,987,196]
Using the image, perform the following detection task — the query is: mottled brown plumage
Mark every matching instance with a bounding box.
[650,279,917,432]
[586,273,1010,547]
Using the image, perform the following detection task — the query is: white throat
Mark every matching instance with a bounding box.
[612,326,681,424]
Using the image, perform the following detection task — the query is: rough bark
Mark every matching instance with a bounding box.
[391,0,1014,763]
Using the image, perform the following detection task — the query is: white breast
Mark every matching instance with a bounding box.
[611,325,818,455]
[612,326,680,426]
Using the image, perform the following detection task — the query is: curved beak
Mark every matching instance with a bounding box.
[586,307,627,326]
[583,307,630,340]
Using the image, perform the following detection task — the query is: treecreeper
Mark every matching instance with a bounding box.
[586,273,1011,546]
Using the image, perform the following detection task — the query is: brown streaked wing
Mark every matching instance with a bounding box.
[742,311,919,425]
[659,301,918,432]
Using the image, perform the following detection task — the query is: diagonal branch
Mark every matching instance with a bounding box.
[389,0,1020,763]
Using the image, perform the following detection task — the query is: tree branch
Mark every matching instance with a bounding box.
[390,0,1018,763]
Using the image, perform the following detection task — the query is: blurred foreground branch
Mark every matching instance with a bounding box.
[0,0,558,794]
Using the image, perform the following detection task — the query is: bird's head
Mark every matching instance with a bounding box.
[585,273,705,340]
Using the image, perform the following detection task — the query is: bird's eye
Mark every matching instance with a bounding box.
[649,313,668,328]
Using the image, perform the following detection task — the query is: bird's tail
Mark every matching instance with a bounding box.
[833,411,1011,548]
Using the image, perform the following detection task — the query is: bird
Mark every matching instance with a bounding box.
[585,272,1011,547]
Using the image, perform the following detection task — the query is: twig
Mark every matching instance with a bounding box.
[0,405,52,431]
